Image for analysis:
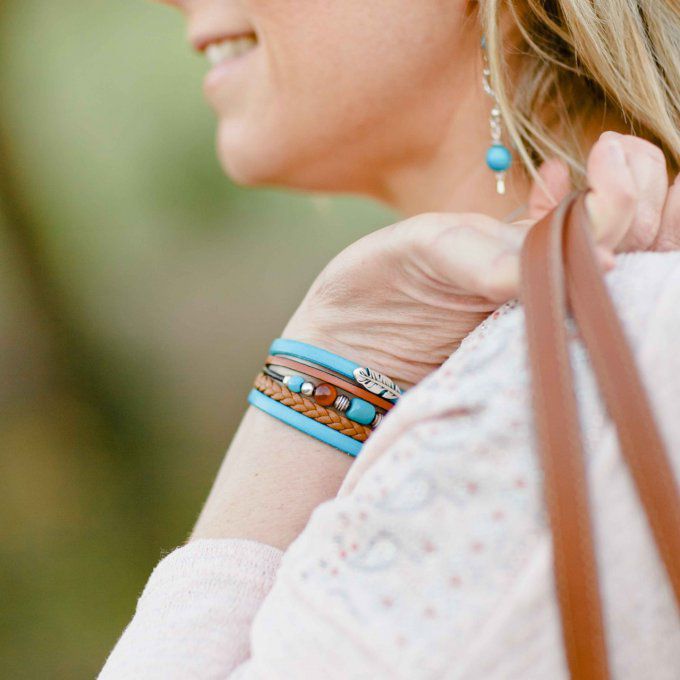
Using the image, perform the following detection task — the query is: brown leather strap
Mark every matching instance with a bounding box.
[521,194,610,680]
[565,194,680,608]
[266,354,395,411]
[521,191,680,679]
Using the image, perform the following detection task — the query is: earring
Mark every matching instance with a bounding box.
[481,36,512,195]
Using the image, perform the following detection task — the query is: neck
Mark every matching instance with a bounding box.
[378,141,531,220]
[371,48,532,220]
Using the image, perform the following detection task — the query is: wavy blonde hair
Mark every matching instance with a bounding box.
[480,0,680,185]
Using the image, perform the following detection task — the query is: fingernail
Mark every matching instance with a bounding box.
[599,130,621,141]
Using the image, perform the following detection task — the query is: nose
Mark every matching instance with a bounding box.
[152,0,253,54]
[151,0,205,51]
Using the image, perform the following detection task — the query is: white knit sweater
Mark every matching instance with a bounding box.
[100,252,680,679]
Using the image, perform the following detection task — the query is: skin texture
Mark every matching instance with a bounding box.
[156,0,523,217]
[154,1,680,548]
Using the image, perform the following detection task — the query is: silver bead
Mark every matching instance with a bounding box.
[334,394,350,412]
[371,412,384,429]
[282,375,291,386]
[300,381,315,396]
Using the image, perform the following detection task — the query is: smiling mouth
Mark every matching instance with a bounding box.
[204,34,258,67]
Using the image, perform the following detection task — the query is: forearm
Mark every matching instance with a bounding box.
[191,404,353,550]
[190,303,421,551]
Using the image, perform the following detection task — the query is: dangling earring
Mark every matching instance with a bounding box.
[481,35,512,195]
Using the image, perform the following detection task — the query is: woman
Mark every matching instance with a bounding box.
[100,1,680,678]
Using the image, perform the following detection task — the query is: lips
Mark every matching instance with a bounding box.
[201,33,259,98]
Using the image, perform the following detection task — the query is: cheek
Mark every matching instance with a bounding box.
[261,2,461,111]
[222,1,468,187]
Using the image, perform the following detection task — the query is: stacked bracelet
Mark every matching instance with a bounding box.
[254,372,373,441]
[267,354,397,411]
[247,338,406,457]
[269,339,403,402]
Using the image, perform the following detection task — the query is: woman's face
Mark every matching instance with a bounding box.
[159,1,477,199]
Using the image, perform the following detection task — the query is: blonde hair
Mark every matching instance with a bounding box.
[480,0,680,185]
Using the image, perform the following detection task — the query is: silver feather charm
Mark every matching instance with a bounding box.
[353,366,403,402]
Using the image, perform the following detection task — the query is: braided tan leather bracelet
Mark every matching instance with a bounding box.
[253,372,373,442]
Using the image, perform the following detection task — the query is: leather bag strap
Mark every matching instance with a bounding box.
[521,194,610,680]
[521,191,680,679]
[565,195,680,606]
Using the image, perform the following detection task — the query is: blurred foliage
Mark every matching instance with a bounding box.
[0,1,395,677]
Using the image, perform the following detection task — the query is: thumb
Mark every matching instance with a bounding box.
[527,158,572,220]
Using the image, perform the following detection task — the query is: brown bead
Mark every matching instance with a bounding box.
[314,382,337,406]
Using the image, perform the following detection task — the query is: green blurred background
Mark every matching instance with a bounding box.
[0,2,394,677]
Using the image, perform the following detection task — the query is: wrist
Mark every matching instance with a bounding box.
[281,315,420,390]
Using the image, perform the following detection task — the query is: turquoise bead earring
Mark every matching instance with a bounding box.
[481,36,512,195]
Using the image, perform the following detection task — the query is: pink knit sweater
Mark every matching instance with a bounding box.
[100,252,680,679]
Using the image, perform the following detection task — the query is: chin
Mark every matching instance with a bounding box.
[215,121,275,187]
[217,151,266,188]
[214,117,376,195]
[216,130,318,193]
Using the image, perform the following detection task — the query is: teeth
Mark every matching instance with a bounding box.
[206,37,257,66]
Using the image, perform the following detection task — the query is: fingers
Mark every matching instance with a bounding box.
[584,133,638,250]
[616,134,668,251]
[392,212,518,304]
[654,173,680,252]
[529,133,671,253]
[527,157,572,220]
[396,131,672,307]
[587,131,669,251]
[399,213,611,306]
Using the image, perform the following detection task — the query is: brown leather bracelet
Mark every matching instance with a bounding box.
[253,372,373,442]
[265,354,394,411]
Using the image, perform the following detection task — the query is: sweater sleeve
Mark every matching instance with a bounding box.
[98,539,283,680]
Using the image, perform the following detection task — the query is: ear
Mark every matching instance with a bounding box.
[527,158,572,220]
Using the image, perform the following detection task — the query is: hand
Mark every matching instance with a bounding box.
[284,132,680,388]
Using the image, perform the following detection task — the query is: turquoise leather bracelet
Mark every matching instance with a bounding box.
[270,338,359,381]
[248,338,404,457]
[247,388,362,457]
[269,338,404,403]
